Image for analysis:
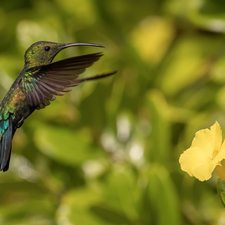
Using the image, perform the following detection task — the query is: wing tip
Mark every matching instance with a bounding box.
[76,71,117,83]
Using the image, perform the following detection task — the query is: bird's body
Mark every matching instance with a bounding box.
[0,41,115,172]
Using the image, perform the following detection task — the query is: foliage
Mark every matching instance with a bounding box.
[0,0,225,224]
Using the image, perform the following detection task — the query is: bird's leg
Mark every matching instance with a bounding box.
[17,116,24,128]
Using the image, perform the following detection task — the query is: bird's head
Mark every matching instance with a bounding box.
[24,41,104,68]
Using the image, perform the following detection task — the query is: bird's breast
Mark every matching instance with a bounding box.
[0,85,33,125]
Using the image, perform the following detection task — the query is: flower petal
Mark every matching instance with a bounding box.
[213,139,225,164]
[191,128,215,159]
[210,121,223,158]
[215,160,225,181]
[179,147,216,181]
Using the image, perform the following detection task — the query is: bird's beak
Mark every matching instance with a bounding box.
[58,43,104,50]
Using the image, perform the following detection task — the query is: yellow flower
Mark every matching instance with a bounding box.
[179,121,225,181]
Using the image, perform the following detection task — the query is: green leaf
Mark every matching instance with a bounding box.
[147,165,181,225]
[217,178,225,207]
[145,90,171,163]
[103,168,140,222]
[34,124,103,166]
[57,187,110,225]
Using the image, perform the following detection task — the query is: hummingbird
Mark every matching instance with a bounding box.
[0,41,116,172]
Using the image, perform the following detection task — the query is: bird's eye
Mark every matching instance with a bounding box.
[44,46,51,51]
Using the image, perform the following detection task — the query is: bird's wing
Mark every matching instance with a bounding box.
[20,52,114,109]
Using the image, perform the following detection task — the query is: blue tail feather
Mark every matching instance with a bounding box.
[0,117,13,172]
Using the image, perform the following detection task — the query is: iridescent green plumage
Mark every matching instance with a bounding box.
[0,41,115,172]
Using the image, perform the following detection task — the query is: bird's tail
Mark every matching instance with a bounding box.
[0,116,14,172]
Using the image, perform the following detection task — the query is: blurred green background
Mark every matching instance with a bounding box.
[1,0,225,224]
